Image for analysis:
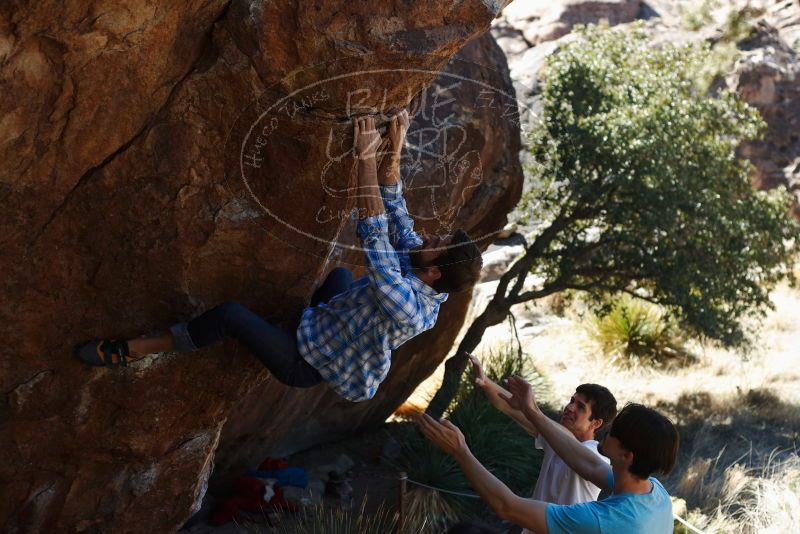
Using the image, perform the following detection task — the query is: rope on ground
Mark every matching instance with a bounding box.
[404,478,482,499]
[368,471,480,498]
[673,513,706,534]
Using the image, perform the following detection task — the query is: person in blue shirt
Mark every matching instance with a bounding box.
[418,376,679,533]
[77,112,483,402]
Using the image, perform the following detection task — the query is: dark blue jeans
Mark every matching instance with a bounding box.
[170,267,353,387]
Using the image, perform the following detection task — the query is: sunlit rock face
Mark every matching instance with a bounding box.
[497,0,641,46]
[0,0,522,531]
[493,0,800,218]
[732,16,800,219]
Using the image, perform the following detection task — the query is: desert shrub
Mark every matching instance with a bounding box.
[590,295,692,366]
[681,0,715,31]
[720,5,766,44]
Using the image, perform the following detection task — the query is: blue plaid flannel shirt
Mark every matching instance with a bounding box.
[296,182,448,402]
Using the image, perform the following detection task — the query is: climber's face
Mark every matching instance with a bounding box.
[410,232,453,268]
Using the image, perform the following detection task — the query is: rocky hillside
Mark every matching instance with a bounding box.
[493,0,800,216]
[0,1,522,531]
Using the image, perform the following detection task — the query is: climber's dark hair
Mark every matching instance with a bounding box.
[431,229,482,293]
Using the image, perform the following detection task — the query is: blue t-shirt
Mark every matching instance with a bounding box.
[545,471,673,534]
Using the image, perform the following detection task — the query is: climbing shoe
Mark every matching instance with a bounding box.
[76,339,131,368]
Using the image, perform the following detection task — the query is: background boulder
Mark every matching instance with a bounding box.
[492,0,800,217]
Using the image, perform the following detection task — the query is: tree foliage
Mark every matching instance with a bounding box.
[427,24,799,417]
[522,23,798,347]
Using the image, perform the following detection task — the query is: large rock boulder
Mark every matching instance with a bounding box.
[212,28,524,486]
[0,1,522,531]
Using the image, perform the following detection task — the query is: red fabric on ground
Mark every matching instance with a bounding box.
[258,457,289,471]
[210,474,299,525]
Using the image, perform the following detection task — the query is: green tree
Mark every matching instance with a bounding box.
[427,24,799,418]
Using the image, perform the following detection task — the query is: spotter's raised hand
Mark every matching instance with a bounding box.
[469,354,488,388]
[500,375,537,413]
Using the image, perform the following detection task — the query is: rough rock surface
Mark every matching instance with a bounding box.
[642,1,800,216]
[491,0,643,139]
[212,30,524,486]
[733,19,800,218]
[492,0,800,216]
[0,1,521,532]
[497,0,641,46]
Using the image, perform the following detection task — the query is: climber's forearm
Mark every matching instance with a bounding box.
[377,147,401,186]
[358,159,385,218]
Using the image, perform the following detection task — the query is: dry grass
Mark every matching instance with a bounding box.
[675,451,800,533]
[277,496,397,534]
[402,488,458,534]
[660,385,800,532]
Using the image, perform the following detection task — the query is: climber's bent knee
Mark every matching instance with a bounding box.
[170,321,198,352]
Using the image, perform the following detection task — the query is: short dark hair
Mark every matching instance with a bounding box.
[576,383,617,435]
[432,229,482,293]
[609,403,679,479]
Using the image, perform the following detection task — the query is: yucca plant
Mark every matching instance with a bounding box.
[590,295,691,366]
[397,344,546,529]
[479,344,549,401]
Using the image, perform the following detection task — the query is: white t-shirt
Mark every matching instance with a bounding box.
[521,435,609,534]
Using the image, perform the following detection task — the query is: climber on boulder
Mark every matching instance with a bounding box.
[77,111,483,402]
